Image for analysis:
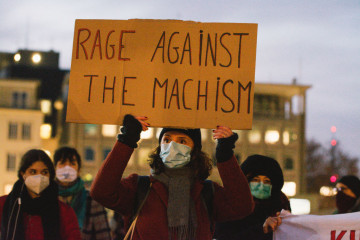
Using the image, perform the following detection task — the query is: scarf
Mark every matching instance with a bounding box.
[151,168,197,240]
[58,178,87,229]
[336,191,357,213]
[1,180,60,240]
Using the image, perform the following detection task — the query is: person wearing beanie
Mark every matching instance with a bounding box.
[90,114,254,240]
[334,175,360,214]
[215,154,291,240]
[54,147,111,240]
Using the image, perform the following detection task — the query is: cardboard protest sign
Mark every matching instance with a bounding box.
[273,211,360,240]
[66,19,257,129]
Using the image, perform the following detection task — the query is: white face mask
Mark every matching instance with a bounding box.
[160,141,191,168]
[24,174,50,194]
[56,165,78,183]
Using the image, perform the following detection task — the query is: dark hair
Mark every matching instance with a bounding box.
[18,149,55,180]
[148,146,212,181]
[53,146,81,170]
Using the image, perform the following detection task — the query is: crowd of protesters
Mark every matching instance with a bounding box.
[1,114,360,240]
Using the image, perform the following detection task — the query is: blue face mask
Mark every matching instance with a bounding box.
[249,182,272,199]
[160,141,191,168]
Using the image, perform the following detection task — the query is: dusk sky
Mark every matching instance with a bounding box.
[1,0,359,159]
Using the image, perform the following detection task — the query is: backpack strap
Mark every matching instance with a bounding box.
[201,180,214,232]
[131,176,151,223]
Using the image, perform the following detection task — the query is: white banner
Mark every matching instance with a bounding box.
[273,210,360,240]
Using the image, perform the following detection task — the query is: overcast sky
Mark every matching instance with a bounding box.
[1,0,359,159]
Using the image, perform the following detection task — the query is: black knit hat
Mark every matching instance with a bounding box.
[241,154,284,195]
[158,128,202,150]
[338,175,360,198]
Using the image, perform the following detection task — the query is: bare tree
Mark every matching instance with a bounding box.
[306,139,359,193]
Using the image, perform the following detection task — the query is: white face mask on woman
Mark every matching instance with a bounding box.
[24,174,50,194]
[160,141,191,168]
[56,165,78,183]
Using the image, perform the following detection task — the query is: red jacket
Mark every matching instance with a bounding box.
[0,196,81,240]
[91,141,254,240]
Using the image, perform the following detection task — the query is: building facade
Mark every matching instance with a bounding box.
[0,79,43,195]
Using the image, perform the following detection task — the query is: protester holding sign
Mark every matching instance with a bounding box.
[334,175,360,214]
[54,147,112,240]
[0,149,81,240]
[90,114,254,240]
[215,154,290,240]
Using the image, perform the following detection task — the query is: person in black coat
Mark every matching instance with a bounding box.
[214,154,291,240]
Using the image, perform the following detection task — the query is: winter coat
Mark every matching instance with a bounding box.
[214,191,291,240]
[90,141,254,240]
[0,195,81,240]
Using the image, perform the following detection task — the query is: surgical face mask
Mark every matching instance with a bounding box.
[160,141,191,168]
[24,174,50,195]
[56,165,78,183]
[249,182,272,200]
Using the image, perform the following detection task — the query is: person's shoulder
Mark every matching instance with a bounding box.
[0,195,8,206]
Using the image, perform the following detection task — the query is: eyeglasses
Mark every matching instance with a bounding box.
[333,187,348,193]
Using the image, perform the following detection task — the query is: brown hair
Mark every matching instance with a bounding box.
[148,146,213,181]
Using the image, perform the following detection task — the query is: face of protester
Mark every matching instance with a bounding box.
[250,175,271,185]
[21,161,50,198]
[161,131,194,150]
[336,182,356,198]
[55,157,79,186]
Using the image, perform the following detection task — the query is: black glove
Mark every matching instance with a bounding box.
[215,133,238,163]
[117,114,142,148]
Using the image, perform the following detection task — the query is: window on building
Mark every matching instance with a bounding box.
[7,154,16,171]
[282,181,296,197]
[22,123,31,140]
[8,122,18,139]
[283,129,298,145]
[84,124,98,136]
[284,157,294,170]
[265,129,280,144]
[248,129,261,144]
[40,124,52,139]
[103,148,112,160]
[84,147,95,161]
[102,125,117,137]
[284,101,291,119]
[12,92,19,108]
[40,99,52,115]
[21,92,27,108]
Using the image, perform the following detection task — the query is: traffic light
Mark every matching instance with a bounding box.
[331,139,337,146]
[330,174,338,183]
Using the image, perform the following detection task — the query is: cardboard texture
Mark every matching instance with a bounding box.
[67,19,258,129]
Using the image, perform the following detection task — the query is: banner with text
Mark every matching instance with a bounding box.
[273,211,360,240]
[66,19,258,129]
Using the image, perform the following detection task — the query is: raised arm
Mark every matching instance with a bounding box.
[212,126,254,222]
[90,115,149,213]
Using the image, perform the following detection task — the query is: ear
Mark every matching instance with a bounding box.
[21,171,26,180]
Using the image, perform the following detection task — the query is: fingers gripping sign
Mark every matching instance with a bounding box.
[134,116,151,131]
[214,126,238,163]
[213,126,234,139]
[263,212,282,234]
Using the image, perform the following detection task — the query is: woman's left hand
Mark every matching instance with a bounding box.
[213,126,234,139]
[263,212,282,234]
